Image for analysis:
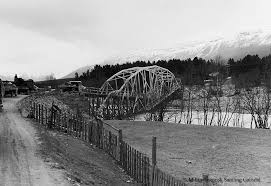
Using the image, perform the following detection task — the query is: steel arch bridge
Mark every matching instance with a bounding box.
[98,65,181,118]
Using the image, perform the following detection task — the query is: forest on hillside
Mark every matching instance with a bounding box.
[76,54,271,88]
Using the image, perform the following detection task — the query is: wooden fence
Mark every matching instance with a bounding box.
[30,101,188,186]
[151,166,187,186]
[120,140,150,184]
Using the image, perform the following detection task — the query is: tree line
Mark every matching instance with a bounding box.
[76,54,271,88]
[229,54,271,88]
[74,54,271,129]
[76,58,226,87]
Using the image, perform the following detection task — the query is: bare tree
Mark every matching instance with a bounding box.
[232,93,243,127]
[176,93,185,124]
[215,94,238,127]
[183,86,193,124]
[242,87,270,129]
[198,88,216,126]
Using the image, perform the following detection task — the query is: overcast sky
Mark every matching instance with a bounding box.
[0,0,271,79]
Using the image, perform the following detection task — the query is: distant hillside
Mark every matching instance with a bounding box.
[62,65,94,79]
[0,75,13,81]
[63,30,271,81]
[103,30,271,65]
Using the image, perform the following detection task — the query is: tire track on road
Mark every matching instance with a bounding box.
[0,96,70,186]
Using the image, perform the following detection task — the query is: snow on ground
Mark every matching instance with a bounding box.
[135,111,270,129]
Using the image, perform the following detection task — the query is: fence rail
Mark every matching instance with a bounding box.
[30,101,187,186]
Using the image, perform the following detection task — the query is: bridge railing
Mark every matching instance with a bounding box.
[84,87,102,94]
[83,87,115,95]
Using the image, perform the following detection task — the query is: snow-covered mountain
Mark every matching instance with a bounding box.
[63,31,271,78]
[62,65,94,79]
[106,30,271,64]
[0,75,14,81]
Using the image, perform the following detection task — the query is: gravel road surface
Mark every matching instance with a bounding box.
[0,96,70,186]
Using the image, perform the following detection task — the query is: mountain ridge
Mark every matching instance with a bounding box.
[63,30,271,78]
[107,30,271,63]
[62,65,94,79]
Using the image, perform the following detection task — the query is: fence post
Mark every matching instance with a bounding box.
[152,137,157,167]
[88,120,91,143]
[30,102,34,118]
[49,103,54,129]
[31,102,34,118]
[35,103,38,121]
[32,102,34,118]
[88,98,91,116]
[118,129,123,164]
[100,120,104,149]
[45,107,48,126]
[59,112,62,131]
[35,103,37,121]
[38,104,41,124]
[203,174,209,186]
[74,116,77,137]
[41,105,44,125]
[96,120,100,147]
[57,109,60,130]
[109,131,112,155]
[64,113,67,133]
[146,157,150,186]
[67,114,71,135]
[151,136,157,186]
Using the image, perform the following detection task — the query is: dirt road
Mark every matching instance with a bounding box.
[0,96,70,186]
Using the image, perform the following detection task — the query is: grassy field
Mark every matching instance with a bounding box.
[26,91,271,184]
[105,120,271,185]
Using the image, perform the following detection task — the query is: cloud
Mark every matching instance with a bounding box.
[0,0,107,78]
[0,22,101,78]
[0,0,100,42]
[0,0,271,79]
[0,0,191,51]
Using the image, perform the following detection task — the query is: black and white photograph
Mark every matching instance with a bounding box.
[0,0,270,185]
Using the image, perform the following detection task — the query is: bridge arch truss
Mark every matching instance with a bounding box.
[99,65,181,116]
